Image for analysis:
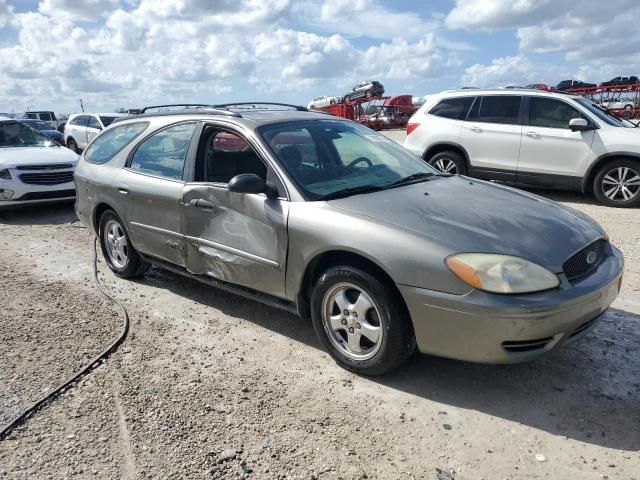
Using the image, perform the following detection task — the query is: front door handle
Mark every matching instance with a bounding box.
[116,183,129,195]
[187,198,216,213]
[469,126,482,132]
[525,131,539,137]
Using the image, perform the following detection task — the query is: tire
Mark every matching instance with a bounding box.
[99,209,150,278]
[365,90,372,99]
[66,137,78,153]
[343,95,350,103]
[592,159,640,208]
[428,151,467,175]
[310,265,416,376]
[329,98,336,105]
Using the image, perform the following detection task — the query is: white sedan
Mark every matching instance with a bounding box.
[306,95,342,110]
[0,118,79,207]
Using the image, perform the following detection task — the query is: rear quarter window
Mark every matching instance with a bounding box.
[85,122,149,164]
[428,97,474,120]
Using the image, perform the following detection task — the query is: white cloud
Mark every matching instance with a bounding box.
[39,0,122,19]
[461,55,569,88]
[296,0,440,40]
[0,0,13,28]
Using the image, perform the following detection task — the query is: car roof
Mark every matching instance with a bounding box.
[433,88,581,101]
[115,106,339,128]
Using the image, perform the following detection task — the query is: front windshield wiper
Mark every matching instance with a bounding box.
[388,172,437,187]
[316,184,386,201]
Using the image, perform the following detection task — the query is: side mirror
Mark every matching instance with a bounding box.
[228,173,277,197]
[569,118,594,132]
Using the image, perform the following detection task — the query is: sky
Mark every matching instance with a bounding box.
[1,0,639,115]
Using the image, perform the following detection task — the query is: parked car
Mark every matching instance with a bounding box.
[19,119,65,144]
[600,76,639,87]
[556,80,596,91]
[601,100,636,111]
[22,111,61,129]
[74,103,623,375]
[343,81,385,102]
[64,113,124,153]
[0,113,15,119]
[0,118,78,207]
[404,89,640,207]
[526,83,553,91]
[307,96,342,110]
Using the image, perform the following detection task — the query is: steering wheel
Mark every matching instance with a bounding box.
[346,156,373,169]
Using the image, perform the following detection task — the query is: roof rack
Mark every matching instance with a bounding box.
[214,102,308,112]
[140,103,241,114]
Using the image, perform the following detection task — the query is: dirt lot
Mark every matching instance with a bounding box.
[0,176,639,478]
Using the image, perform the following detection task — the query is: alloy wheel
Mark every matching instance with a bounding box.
[103,219,129,269]
[433,157,458,174]
[601,166,640,201]
[321,282,383,361]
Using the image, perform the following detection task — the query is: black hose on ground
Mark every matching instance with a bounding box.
[0,237,129,440]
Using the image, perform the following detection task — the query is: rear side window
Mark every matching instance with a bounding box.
[472,96,521,125]
[528,98,583,129]
[428,97,474,120]
[100,116,117,127]
[129,122,197,180]
[39,112,52,121]
[85,122,148,164]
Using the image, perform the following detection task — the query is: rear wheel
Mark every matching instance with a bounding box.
[99,210,150,278]
[310,265,415,375]
[593,159,640,207]
[428,151,467,175]
[66,137,78,153]
[365,90,372,99]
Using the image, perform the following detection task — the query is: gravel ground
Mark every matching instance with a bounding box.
[0,164,639,479]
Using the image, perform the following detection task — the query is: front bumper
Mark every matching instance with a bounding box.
[0,178,76,208]
[400,246,624,363]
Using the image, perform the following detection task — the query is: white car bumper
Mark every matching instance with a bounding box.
[0,166,76,208]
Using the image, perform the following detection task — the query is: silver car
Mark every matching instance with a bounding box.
[74,103,624,375]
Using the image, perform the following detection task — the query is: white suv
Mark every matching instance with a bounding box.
[64,113,125,153]
[404,89,640,207]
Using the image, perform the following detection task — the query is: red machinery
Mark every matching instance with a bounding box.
[318,94,417,130]
[564,83,640,119]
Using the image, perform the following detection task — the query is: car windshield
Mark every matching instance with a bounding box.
[0,121,55,148]
[259,120,438,200]
[22,120,52,130]
[100,116,117,127]
[575,98,628,127]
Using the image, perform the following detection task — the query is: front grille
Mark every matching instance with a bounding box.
[16,189,75,201]
[502,337,553,353]
[563,239,609,281]
[15,163,73,170]
[19,171,74,185]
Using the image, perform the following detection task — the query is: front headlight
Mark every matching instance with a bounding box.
[446,253,559,294]
[0,169,11,180]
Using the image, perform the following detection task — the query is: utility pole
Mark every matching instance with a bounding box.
[79,99,85,112]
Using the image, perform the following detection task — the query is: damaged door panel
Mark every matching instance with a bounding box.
[181,183,289,298]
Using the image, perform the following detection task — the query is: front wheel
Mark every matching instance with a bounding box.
[310,266,415,375]
[66,137,78,153]
[593,159,640,207]
[99,210,150,278]
[428,151,467,175]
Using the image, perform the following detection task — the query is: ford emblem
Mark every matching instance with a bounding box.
[586,251,597,264]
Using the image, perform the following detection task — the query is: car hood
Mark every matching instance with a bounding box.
[328,176,605,272]
[0,146,78,169]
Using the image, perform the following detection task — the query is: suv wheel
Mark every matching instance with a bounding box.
[310,265,416,375]
[99,209,150,278]
[365,90,373,99]
[593,159,640,207]
[428,151,467,175]
[66,137,78,153]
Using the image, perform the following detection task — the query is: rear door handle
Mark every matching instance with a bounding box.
[116,183,129,195]
[187,198,216,213]
[469,126,482,132]
[525,131,539,137]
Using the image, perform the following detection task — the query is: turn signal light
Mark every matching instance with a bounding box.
[406,123,419,135]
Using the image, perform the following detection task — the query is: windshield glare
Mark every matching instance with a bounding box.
[260,120,437,200]
[0,121,54,148]
[575,98,627,127]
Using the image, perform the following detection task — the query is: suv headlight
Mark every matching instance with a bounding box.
[446,253,560,294]
[0,169,11,179]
